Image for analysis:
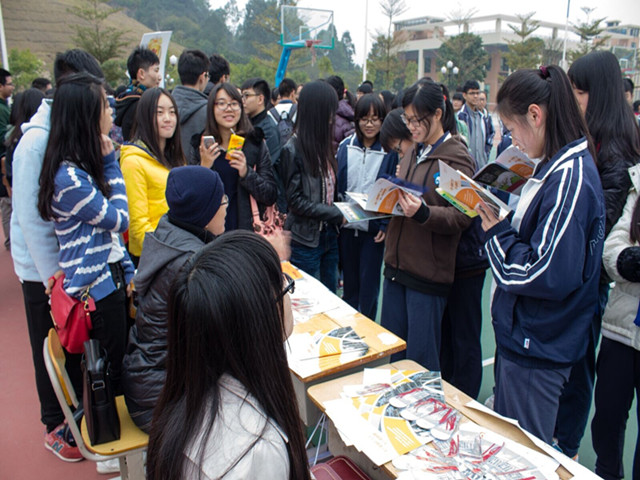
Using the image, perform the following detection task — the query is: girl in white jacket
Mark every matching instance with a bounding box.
[592,163,640,480]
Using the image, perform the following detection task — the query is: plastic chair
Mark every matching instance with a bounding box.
[43,328,148,479]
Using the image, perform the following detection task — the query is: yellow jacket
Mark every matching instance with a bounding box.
[120,143,170,256]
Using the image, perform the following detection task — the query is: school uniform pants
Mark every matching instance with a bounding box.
[439,271,486,399]
[22,281,82,431]
[494,353,571,445]
[339,228,384,320]
[591,338,640,480]
[380,278,447,371]
[291,228,339,293]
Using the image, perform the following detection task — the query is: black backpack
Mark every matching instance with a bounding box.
[268,104,297,148]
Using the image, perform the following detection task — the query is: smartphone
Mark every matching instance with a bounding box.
[226,134,245,160]
[203,135,215,149]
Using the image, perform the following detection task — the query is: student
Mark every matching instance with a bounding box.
[120,88,186,264]
[241,77,281,168]
[280,80,344,292]
[380,107,414,164]
[147,231,310,480]
[11,49,104,462]
[623,77,635,106]
[172,49,210,160]
[327,75,355,151]
[591,164,640,480]
[337,94,396,318]
[379,90,395,113]
[193,83,277,232]
[115,47,161,141]
[551,50,640,460]
[122,165,227,432]
[356,82,373,100]
[38,72,134,396]
[0,68,13,248]
[31,77,52,93]
[457,80,492,169]
[474,65,605,444]
[380,79,474,372]
[203,53,230,96]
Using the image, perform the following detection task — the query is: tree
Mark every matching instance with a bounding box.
[503,12,545,71]
[570,7,609,62]
[68,0,129,64]
[542,37,563,65]
[438,33,488,86]
[5,49,44,90]
[447,7,478,34]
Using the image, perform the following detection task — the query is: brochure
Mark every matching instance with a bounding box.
[335,201,392,223]
[472,146,535,195]
[436,160,512,219]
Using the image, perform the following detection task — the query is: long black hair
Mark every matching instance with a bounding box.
[354,93,387,145]
[38,72,107,220]
[6,88,44,148]
[205,82,253,142]
[568,51,640,169]
[380,107,412,152]
[402,78,457,136]
[147,231,310,480]
[296,80,338,177]
[130,87,185,169]
[497,65,593,163]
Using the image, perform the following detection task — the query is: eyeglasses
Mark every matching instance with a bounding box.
[214,100,241,111]
[241,92,260,100]
[466,90,481,96]
[392,140,403,154]
[220,194,229,206]
[401,113,427,128]
[359,116,381,126]
[277,272,295,301]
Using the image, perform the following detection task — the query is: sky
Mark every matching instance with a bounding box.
[209,0,640,65]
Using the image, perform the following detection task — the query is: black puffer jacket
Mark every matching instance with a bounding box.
[599,154,638,237]
[121,216,209,431]
[279,136,343,248]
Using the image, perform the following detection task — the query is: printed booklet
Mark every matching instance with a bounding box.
[472,146,535,195]
[436,160,512,219]
[335,177,426,223]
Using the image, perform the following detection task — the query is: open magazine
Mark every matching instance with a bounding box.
[436,160,512,219]
[472,146,535,195]
[335,177,426,223]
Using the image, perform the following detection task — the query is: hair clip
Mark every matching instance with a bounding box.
[539,65,550,79]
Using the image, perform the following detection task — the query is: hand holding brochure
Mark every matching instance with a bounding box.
[436,160,511,219]
[472,146,535,195]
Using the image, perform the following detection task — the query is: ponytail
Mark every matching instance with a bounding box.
[497,65,593,162]
[439,83,457,135]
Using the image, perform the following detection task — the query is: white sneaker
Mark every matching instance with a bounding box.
[96,458,120,474]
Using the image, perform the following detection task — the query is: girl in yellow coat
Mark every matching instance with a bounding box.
[120,88,186,262]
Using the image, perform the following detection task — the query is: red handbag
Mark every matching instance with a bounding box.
[249,166,286,237]
[49,274,95,354]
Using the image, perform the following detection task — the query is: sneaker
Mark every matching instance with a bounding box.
[44,423,83,462]
[96,458,120,474]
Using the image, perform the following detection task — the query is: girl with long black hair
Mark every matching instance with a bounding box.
[120,87,185,262]
[381,79,474,372]
[280,80,344,292]
[193,82,277,232]
[147,231,310,480]
[38,72,133,391]
[474,65,605,445]
[337,93,396,318]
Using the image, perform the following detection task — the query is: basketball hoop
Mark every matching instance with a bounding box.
[305,39,322,66]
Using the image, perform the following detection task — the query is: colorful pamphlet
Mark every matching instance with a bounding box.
[472,146,535,195]
[436,160,512,219]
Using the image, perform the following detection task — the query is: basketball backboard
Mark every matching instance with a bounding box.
[280,5,335,50]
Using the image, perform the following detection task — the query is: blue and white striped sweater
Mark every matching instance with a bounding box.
[52,151,134,301]
[485,138,605,368]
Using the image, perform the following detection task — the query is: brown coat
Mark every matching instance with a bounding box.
[384,135,474,294]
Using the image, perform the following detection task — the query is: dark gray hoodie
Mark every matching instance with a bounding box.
[172,85,208,160]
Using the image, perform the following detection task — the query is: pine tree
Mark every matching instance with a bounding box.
[503,12,545,71]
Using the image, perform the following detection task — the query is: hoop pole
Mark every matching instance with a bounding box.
[275,46,294,88]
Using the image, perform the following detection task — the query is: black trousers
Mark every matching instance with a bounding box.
[22,281,82,431]
[591,337,640,480]
[439,271,486,399]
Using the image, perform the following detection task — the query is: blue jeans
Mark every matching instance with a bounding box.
[380,278,447,371]
[291,228,339,293]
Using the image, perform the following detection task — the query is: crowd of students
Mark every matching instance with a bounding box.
[2,43,639,479]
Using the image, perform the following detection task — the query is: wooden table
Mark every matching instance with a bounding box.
[283,262,406,425]
[307,360,575,480]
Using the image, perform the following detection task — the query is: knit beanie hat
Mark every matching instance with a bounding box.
[165,166,225,228]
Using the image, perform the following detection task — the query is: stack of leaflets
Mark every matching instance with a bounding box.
[324,369,456,465]
[393,422,559,479]
[472,146,535,195]
[436,160,512,219]
[335,177,426,223]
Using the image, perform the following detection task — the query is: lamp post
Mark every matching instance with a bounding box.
[440,60,459,90]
